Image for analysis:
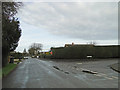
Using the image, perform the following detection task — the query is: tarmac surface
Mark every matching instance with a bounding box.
[2,58,118,88]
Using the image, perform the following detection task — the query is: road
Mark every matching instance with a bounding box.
[3,58,118,88]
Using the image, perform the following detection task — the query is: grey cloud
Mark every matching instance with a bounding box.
[18,2,118,40]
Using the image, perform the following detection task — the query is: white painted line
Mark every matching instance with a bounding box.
[94,74,102,77]
[111,76,118,79]
[90,71,98,74]
[104,76,113,80]
[80,68,89,71]
[99,73,107,76]
[77,63,82,64]
[95,74,113,80]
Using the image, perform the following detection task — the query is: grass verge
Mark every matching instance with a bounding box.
[0,64,17,79]
[0,69,2,79]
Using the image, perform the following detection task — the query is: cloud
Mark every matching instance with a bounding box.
[18,2,118,40]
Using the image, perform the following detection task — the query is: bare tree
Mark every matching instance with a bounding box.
[28,43,43,56]
[88,41,97,45]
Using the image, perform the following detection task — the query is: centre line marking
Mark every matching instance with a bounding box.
[99,73,107,76]
[104,76,113,80]
[94,74,102,77]
[111,76,118,79]
[77,63,82,64]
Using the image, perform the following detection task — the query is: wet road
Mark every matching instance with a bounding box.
[3,58,118,88]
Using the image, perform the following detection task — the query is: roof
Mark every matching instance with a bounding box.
[64,44,94,47]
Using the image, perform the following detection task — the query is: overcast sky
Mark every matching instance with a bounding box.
[15,2,118,52]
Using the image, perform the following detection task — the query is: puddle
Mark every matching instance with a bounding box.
[53,66,69,74]
[53,66,61,71]
[74,66,77,68]
[82,69,98,74]
[64,71,69,74]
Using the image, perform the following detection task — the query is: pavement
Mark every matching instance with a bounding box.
[2,58,119,88]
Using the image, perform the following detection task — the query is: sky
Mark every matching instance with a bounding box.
[15,2,118,52]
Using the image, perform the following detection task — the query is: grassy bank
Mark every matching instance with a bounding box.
[0,64,17,79]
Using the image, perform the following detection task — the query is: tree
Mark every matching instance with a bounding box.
[10,51,23,59]
[23,48,27,57]
[87,41,97,45]
[2,2,23,67]
[28,43,43,56]
[28,48,35,56]
[23,49,27,53]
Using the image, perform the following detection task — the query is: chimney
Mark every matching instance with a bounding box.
[72,42,74,46]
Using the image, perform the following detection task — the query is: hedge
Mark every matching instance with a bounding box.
[51,45,119,59]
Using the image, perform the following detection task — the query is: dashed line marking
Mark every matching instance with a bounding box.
[111,76,118,79]
[104,76,113,80]
[77,63,82,64]
[80,68,118,80]
[80,68,89,71]
[94,74,102,77]
[99,73,107,76]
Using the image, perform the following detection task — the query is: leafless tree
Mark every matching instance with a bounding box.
[28,43,43,56]
[87,41,97,45]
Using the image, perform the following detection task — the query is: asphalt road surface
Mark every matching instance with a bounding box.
[3,58,118,88]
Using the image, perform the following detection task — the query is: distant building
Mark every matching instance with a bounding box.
[64,42,94,47]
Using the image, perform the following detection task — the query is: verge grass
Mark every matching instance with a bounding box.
[0,69,2,79]
[1,64,17,78]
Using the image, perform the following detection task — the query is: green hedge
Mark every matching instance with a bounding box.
[51,45,119,59]
[94,46,118,58]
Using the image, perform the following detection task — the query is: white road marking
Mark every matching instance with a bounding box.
[80,68,89,71]
[99,73,107,76]
[104,76,113,80]
[94,74,102,76]
[111,76,118,79]
[80,68,117,80]
[77,63,82,64]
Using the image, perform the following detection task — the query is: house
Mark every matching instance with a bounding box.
[64,42,94,47]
